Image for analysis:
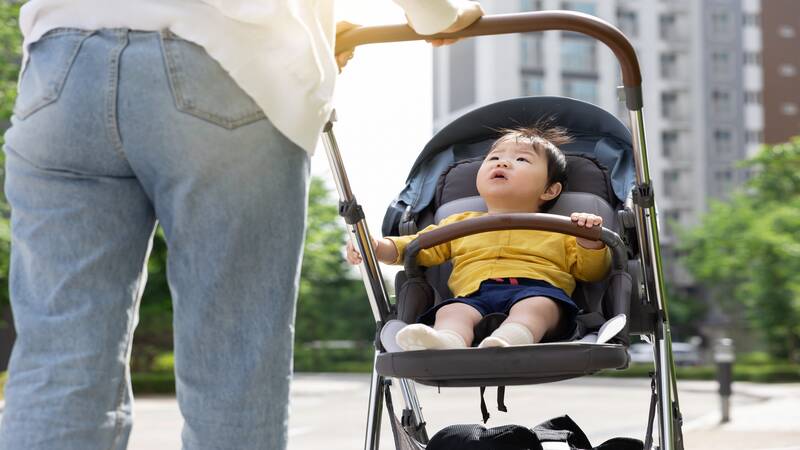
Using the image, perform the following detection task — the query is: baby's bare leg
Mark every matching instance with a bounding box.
[506,296,562,343]
[478,296,562,348]
[395,302,482,351]
[434,302,483,346]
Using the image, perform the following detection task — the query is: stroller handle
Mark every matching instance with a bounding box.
[402,213,628,278]
[335,11,642,108]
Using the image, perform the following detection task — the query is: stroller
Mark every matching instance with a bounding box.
[329,10,685,450]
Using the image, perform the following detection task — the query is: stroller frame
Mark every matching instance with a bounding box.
[327,11,684,450]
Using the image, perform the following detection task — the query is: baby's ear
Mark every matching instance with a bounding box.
[540,182,563,201]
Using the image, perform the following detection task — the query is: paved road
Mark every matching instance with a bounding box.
[2,375,798,449]
[127,375,799,450]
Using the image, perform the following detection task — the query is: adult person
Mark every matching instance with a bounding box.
[0,1,483,449]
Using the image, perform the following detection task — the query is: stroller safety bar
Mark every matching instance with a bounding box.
[335,11,643,110]
[401,213,628,278]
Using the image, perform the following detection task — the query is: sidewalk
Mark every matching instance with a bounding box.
[1,377,798,449]
[679,381,800,449]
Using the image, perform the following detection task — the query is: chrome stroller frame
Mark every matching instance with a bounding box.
[324,11,684,450]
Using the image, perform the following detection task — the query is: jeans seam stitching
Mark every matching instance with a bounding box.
[37,28,92,41]
[105,31,129,161]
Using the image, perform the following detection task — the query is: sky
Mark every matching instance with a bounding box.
[312,1,438,278]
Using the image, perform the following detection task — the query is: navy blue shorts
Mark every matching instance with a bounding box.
[417,278,580,341]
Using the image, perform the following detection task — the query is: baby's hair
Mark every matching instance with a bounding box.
[489,123,573,211]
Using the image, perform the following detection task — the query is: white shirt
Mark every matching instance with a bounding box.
[19,0,468,154]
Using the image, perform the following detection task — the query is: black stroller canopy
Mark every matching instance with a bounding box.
[384,96,637,236]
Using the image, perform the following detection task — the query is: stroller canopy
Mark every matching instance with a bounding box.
[383,96,636,236]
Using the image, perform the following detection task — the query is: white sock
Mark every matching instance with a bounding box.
[395,324,467,351]
[478,322,535,348]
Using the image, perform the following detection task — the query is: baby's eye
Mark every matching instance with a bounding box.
[487,156,499,161]
[516,157,529,163]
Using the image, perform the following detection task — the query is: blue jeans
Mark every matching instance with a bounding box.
[0,28,310,450]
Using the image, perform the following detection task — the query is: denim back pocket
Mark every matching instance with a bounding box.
[13,29,92,120]
[160,33,266,129]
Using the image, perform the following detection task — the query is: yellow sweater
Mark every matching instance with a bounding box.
[386,211,611,298]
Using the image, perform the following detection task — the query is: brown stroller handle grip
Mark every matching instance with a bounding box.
[335,11,642,93]
[418,213,601,247]
[402,213,628,278]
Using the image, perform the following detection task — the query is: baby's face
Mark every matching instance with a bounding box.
[476,139,555,211]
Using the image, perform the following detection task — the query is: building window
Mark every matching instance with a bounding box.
[714,169,734,195]
[779,64,797,77]
[711,51,732,74]
[778,25,796,38]
[710,10,732,35]
[711,89,732,115]
[782,103,799,116]
[521,0,542,11]
[522,74,544,96]
[521,34,544,69]
[561,36,597,73]
[662,130,681,158]
[745,129,763,144]
[742,13,760,27]
[744,90,762,105]
[562,1,596,15]
[744,51,762,65]
[660,13,676,40]
[563,77,598,104]
[663,209,682,233]
[714,129,733,153]
[663,169,683,197]
[660,52,678,79]
[661,91,682,119]
[617,8,638,37]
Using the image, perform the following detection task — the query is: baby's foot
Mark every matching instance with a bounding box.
[478,336,510,348]
[478,322,534,348]
[395,324,467,351]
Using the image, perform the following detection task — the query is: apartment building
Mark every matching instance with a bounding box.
[432,0,766,293]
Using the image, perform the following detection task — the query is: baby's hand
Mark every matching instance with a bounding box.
[570,212,603,229]
[345,237,378,265]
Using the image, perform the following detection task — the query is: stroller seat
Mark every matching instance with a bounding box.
[377,155,634,387]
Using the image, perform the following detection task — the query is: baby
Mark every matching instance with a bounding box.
[346,125,610,350]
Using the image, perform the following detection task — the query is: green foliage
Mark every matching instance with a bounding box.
[0,1,21,320]
[293,345,374,373]
[679,138,800,362]
[662,283,707,340]
[600,361,800,383]
[130,227,173,372]
[0,1,21,127]
[294,177,373,345]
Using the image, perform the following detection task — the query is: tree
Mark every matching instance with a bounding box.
[294,177,373,345]
[680,138,800,361]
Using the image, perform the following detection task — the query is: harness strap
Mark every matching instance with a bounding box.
[498,386,507,412]
[479,386,508,424]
